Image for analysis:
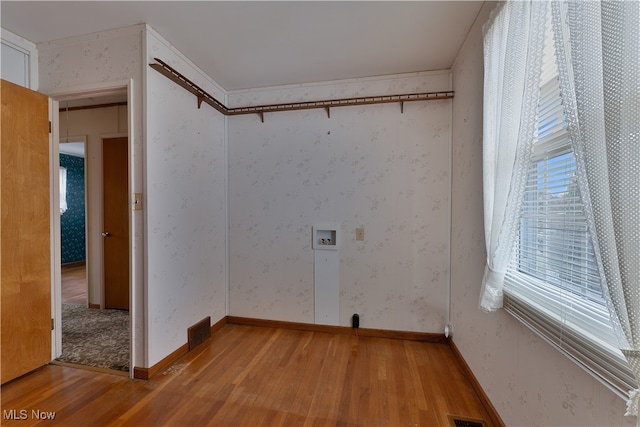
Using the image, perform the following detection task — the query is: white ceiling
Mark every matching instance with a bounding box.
[1,1,484,91]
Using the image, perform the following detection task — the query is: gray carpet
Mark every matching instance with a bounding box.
[57,303,129,372]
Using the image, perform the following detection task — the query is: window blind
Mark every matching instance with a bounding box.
[502,12,637,398]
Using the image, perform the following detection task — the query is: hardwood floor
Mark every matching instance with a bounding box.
[61,263,87,305]
[1,324,495,426]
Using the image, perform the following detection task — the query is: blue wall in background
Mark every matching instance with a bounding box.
[60,154,86,264]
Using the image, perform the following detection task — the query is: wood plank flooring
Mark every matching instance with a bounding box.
[61,263,87,305]
[1,323,494,426]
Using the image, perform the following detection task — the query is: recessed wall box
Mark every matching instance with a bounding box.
[313,225,340,325]
[312,226,339,250]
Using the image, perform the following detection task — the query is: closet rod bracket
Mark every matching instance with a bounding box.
[149,58,454,123]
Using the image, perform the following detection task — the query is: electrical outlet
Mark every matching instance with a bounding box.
[355,228,365,241]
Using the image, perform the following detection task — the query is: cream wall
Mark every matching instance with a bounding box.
[37,24,228,369]
[144,28,227,366]
[450,2,634,425]
[37,25,146,367]
[59,105,128,308]
[23,7,637,423]
[227,73,452,332]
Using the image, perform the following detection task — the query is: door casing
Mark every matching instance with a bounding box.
[49,80,134,375]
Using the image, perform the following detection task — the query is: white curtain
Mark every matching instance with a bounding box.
[551,0,640,417]
[480,1,548,311]
[59,167,67,215]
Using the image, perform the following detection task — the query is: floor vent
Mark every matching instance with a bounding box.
[188,316,211,351]
[448,415,487,427]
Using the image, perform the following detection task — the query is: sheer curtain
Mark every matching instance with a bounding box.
[551,0,640,416]
[60,167,67,215]
[480,1,548,311]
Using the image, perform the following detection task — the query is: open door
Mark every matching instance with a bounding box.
[103,137,129,310]
[1,79,52,383]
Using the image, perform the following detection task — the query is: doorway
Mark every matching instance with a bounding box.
[55,94,131,373]
[59,137,87,305]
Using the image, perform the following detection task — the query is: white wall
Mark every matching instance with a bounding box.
[144,28,227,366]
[227,73,452,332]
[1,28,38,89]
[59,105,128,308]
[450,2,634,426]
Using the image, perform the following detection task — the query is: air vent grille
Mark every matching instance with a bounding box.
[448,415,487,427]
[188,316,211,351]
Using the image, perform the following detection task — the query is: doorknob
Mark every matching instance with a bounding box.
[101,231,112,237]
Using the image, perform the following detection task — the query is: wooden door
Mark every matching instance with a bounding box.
[103,137,129,310]
[1,79,52,383]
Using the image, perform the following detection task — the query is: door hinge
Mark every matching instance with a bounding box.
[49,121,52,134]
[51,318,55,330]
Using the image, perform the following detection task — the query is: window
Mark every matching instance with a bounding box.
[502,12,636,398]
[60,167,67,214]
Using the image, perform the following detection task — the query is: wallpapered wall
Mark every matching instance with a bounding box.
[38,25,146,366]
[144,29,228,367]
[449,2,634,425]
[40,25,229,368]
[59,153,85,264]
[228,72,452,332]
[32,16,636,424]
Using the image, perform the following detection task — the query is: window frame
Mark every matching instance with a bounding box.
[499,8,637,398]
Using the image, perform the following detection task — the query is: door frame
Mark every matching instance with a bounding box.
[50,99,61,360]
[59,134,88,300]
[48,80,134,376]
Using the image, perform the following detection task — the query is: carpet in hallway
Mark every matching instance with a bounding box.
[57,303,129,372]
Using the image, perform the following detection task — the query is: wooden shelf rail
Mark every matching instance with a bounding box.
[150,58,454,122]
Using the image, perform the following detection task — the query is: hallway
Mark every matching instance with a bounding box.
[61,262,87,305]
[57,262,129,373]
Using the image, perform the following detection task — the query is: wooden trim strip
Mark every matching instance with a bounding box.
[50,360,129,377]
[149,58,454,122]
[448,338,505,427]
[210,316,228,334]
[138,316,514,401]
[133,317,228,380]
[132,366,149,380]
[59,102,127,113]
[133,343,189,380]
[226,316,447,343]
